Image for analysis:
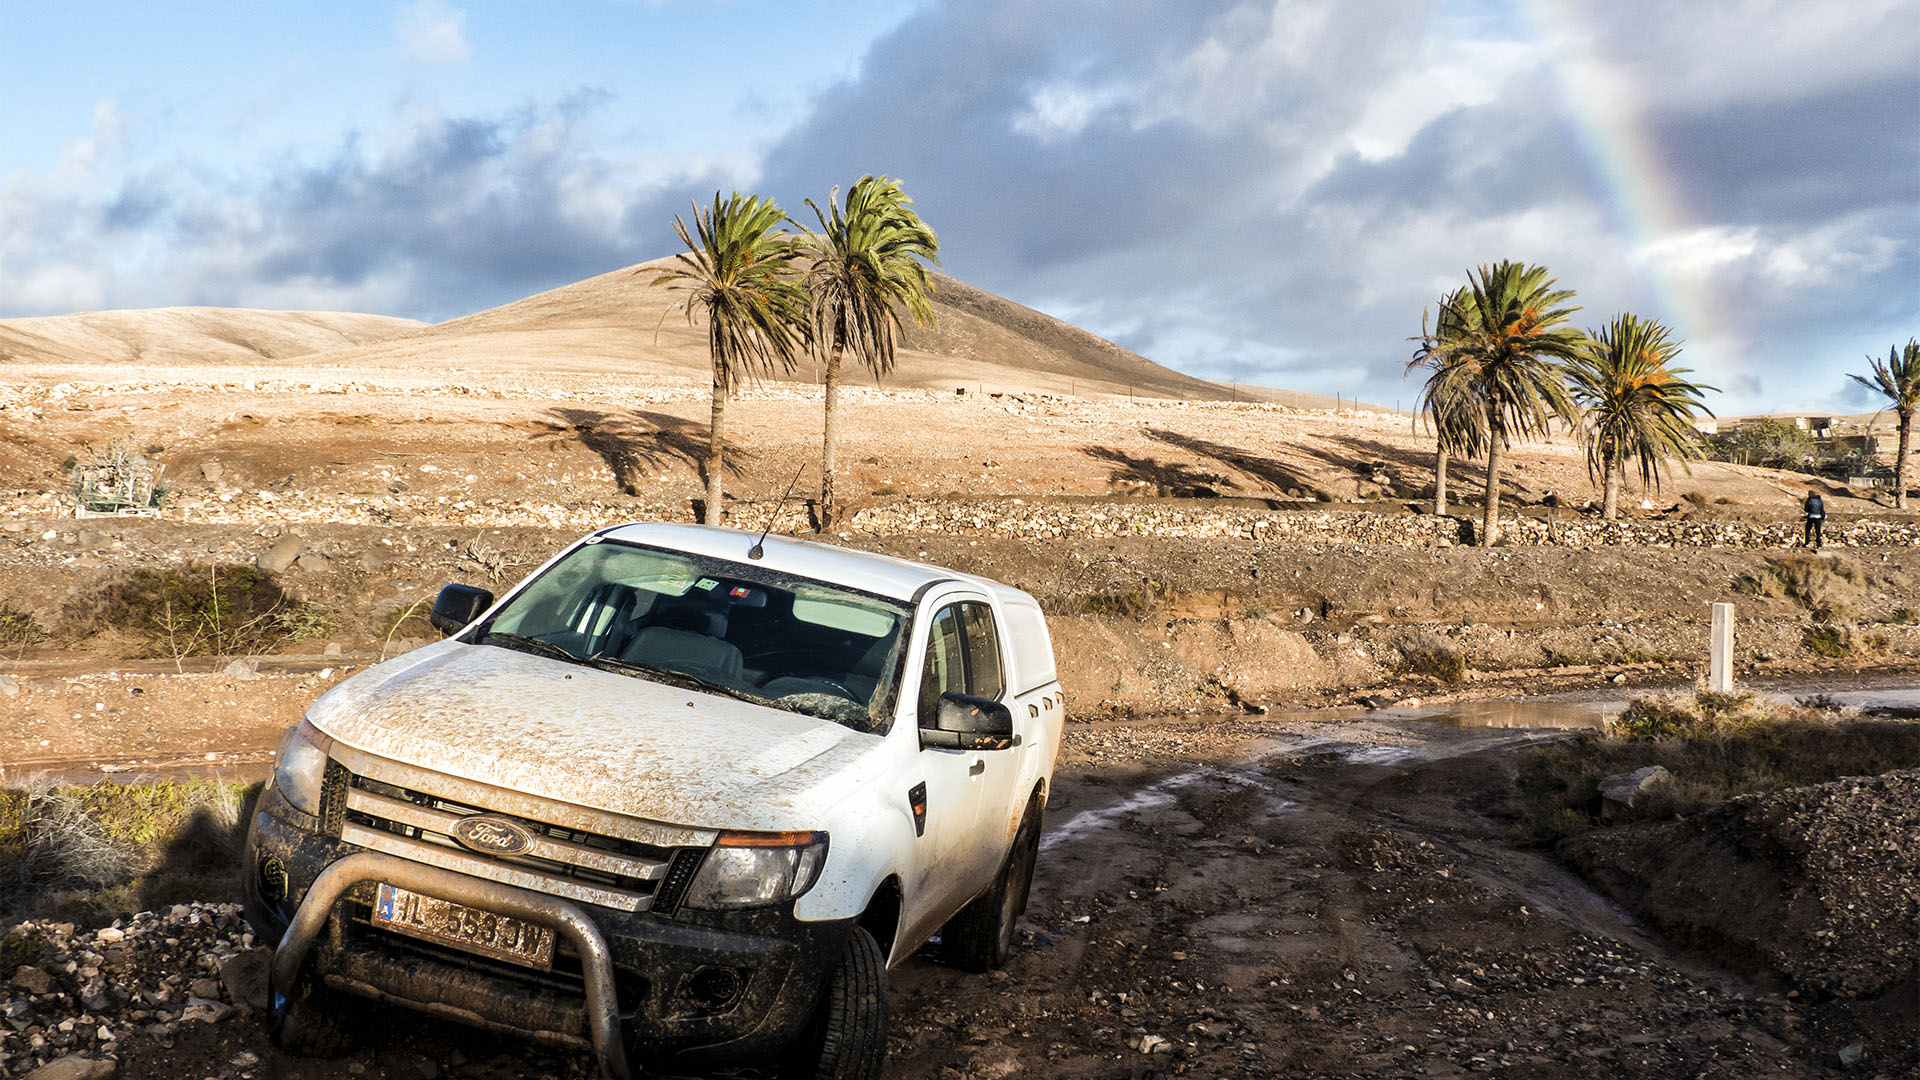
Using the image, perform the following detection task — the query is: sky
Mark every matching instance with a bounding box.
[1,0,1915,414]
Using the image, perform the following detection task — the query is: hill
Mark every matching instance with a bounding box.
[0,308,423,369]
[0,262,1352,407]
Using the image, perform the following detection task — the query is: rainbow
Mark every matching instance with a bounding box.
[1521,0,1729,378]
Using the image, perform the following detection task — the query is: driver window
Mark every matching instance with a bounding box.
[918,606,966,727]
[960,602,1004,700]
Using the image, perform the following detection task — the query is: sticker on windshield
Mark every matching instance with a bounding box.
[695,578,719,591]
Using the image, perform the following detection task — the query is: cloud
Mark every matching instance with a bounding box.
[0,101,735,320]
[396,0,471,64]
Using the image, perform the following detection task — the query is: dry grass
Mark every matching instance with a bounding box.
[1735,553,1867,622]
[1393,632,1466,684]
[0,779,257,926]
[1510,691,1920,845]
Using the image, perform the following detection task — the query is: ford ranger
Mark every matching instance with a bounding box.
[242,523,1064,1079]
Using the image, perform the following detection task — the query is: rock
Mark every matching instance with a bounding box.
[198,461,224,483]
[77,985,110,1013]
[223,658,259,682]
[1134,1034,1171,1054]
[10,965,54,994]
[296,552,331,573]
[229,1051,260,1068]
[21,1054,116,1080]
[1836,1043,1863,1067]
[92,927,123,944]
[1599,765,1672,822]
[0,673,17,697]
[323,641,344,657]
[218,947,272,1009]
[180,997,232,1024]
[258,535,302,573]
[1609,673,1628,685]
[360,549,388,571]
[187,977,221,1001]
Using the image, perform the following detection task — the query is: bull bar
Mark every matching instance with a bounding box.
[270,850,634,1080]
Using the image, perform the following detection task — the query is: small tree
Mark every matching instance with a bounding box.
[1408,288,1487,516]
[799,175,940,529]
[1566,314,1717,519]
[1417,262,1586,543]
[1849,338,1920,509]
[650,192,809,525]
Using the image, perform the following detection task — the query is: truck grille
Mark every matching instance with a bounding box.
[337,771,675,912]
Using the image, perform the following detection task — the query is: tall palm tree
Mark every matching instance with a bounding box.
[1565,314,1717,520]
[1419,261,1586,544]
[799,175,940,529]
[1849,338,1920,509]
[1408,288,1488,517]
[650,191,809,526]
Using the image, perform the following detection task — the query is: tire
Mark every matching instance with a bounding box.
[939,808,1040,973]
[786,924,889,1080]
[268,981,355,1059]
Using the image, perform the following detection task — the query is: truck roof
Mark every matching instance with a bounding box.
[597,522,1029,605]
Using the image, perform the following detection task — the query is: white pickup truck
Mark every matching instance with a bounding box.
[242,523,1064,1079]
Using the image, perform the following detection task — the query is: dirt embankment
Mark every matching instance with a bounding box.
[7,520,1920,774]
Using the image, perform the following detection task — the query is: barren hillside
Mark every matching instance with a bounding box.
[0,308,421,368]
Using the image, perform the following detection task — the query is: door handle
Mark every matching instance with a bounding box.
[969,759,986,776]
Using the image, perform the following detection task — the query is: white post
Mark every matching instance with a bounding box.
[1708,602,1735,692]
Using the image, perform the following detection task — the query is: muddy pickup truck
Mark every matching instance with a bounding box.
[242,523,1064,1079]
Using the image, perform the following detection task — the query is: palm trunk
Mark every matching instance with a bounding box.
[1434,445,1449,516]
[1601,449,1620,521]
[704,369,727,526]
[1898,409,1912,511]
[820,347,843,530]
[1482,438,1504,546]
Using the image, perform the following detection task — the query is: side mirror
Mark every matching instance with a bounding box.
[921,692,1015,751]
[430,584,495,636]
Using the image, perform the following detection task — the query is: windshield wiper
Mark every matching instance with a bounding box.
[584,656,766,704]
[481,632,582,665]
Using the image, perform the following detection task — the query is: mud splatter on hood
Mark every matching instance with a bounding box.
[306,640,883,831]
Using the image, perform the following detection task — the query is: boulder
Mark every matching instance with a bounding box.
[10,965,53,995]
[258,535,302,573]
[1599,765,1672,822]
[22,1055,116,1080]
[218,947,272,1009]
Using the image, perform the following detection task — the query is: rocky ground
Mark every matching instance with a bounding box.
[4,716,1914,1080]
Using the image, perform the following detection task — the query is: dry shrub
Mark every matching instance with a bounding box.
[62,564,328,658]
[1510,692,1920,845]
[0,603,48,646]
[0,780,253,924]
[1735,553,1866,622]
[1394,632,1466,684]
[1802,622,1887,659]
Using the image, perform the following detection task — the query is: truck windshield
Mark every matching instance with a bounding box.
[478,539,911,733]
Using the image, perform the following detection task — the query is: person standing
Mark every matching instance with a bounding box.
[1803,489,1825,550]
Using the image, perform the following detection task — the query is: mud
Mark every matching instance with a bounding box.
[10,713,1913,1079]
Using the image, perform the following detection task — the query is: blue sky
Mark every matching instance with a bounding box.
[2,0,1915,414]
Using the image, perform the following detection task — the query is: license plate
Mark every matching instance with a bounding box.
[373,883,556,969]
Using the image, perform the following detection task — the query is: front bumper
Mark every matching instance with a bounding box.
[246,795,850,1078]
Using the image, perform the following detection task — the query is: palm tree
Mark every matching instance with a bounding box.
[1419,262,1586,544]
[1408,288,1488,517]
[799,175,940,529]
[650,191,809,526]
[1565,314,1717,520]
[1849,338,1920,509]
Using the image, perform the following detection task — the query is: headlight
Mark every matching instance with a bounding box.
[271,719,333,817]
[684,831,828,910]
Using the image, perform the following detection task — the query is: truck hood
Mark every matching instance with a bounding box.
[306,640,884,832]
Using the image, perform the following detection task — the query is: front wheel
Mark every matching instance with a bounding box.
[940,809,1040,973]
[786,923,888,1080]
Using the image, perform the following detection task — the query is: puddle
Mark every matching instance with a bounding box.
[1380,698,1620,730]
[1042,759,1297,854]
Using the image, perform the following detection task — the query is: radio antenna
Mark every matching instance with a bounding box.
[748,462,807,560]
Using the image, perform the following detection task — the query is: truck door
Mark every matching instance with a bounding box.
[904,599,1019,939]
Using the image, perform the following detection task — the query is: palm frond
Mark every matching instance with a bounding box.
[650,191,809,394]
[1567,313,1718,492]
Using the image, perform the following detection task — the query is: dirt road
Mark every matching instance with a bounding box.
[22,711,1905,1080]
